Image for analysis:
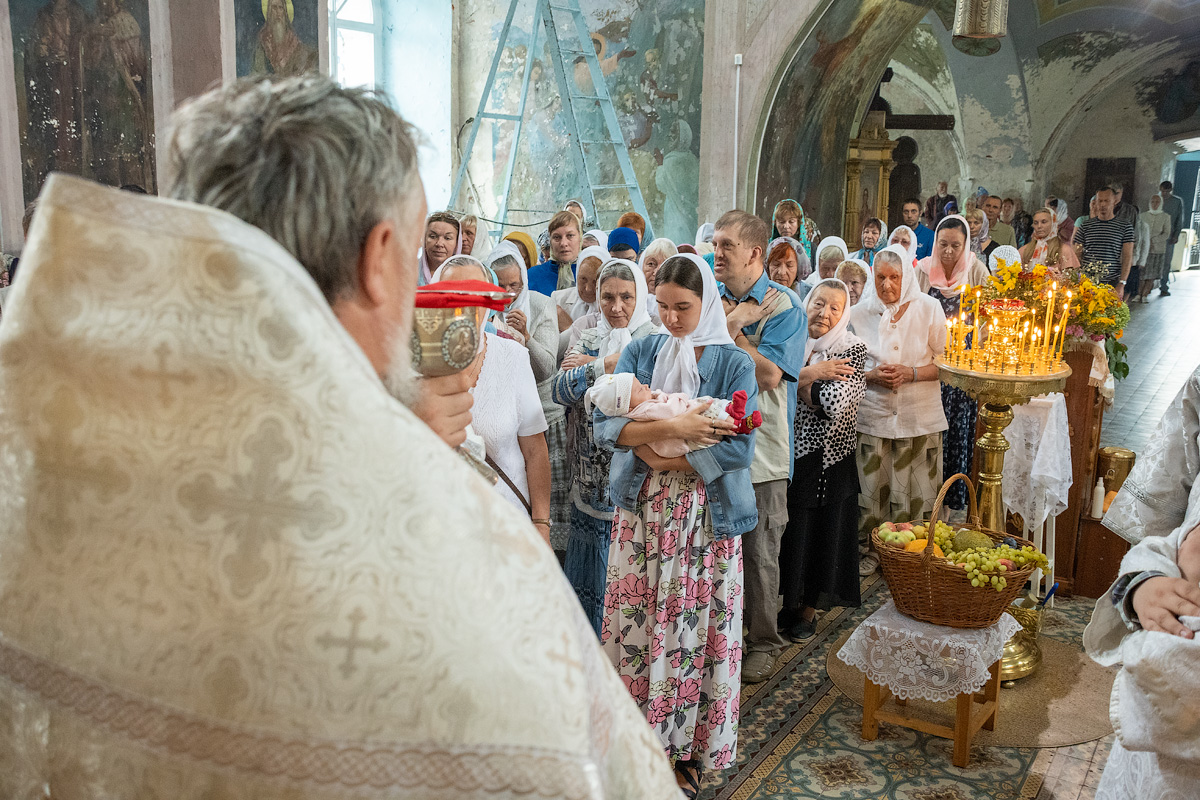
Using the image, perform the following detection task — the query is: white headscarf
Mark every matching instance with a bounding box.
[594,258,651,359]
[572,245,610,318]
[584,229,609,251]
[864,244,922,322]
[988,245,1022,274]
[695,222,715,247]
[918,214,973,297]
[888,225,919,264]
[485,241,529,319]
[650,253,735,397]
[804,278,860,364]
[418,217,463,285]
[807,236,849,286]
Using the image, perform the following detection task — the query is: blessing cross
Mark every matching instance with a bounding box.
[131,341,197,408]
[316,607,388,679]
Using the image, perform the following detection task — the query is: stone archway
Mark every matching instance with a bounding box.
[749,0,935,225]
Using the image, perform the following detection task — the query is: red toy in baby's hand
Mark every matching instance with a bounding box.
[727,390,763,435]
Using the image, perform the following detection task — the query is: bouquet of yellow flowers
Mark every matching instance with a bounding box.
[981,257,1130,379]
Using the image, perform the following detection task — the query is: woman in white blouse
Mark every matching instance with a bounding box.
[850,244,948,574]
[433,256,552,544]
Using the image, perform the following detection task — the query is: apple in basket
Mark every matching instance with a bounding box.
[876,522,916,546]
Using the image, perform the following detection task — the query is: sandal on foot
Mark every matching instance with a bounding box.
[675,759,702,799]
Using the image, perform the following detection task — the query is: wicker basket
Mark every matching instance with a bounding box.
[871,473,1038,629]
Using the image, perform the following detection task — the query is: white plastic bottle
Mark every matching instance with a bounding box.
[1091,477,1106,518]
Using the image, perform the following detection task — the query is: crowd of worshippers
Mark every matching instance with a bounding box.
[402,179,1187,791]
[2,74,1197,799]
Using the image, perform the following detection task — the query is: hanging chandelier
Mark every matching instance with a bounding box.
[952,0,1007,56]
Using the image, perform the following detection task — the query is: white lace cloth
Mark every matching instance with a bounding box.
[837,600,1022,703]
[1003,393,1072,529]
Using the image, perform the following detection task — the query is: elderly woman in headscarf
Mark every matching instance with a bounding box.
[778,278,868,641]
[767,236,813,300]
[639,237,678,325]
[418,211,463,286]
[432,255,552,541]
[553,259,658,635]
[1020,207,1080,270]
[503,230,539,269]
[488,244,571,556]
[851,244,948,572]
[835,259,870,307]
[917,215,988,511]
[771,199,820,261]
[806,236,849,294]
[583,229,609,251]
[554,244,607,338]
[851,217,888,267]
[888,225,920,267]
[965,207,1000,265]
[1044,196,1075,244]
[594,253,757,792]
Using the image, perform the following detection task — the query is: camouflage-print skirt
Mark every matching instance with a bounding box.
[856,431,943,541]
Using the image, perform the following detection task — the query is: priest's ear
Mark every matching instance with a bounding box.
[356,191,426,309]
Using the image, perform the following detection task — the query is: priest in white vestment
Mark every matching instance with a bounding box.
[1085,367,1200,797]
[0,75,680,799]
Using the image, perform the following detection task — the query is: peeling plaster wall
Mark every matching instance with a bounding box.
[1048,80,1181,214]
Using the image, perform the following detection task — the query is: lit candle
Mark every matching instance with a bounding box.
[1050,324,1060,364]
[1019,322,1030,371]
[1054,303,1071,363]
[1042,282,1056,359]
[945,317,955,362]
[973,290,983,365]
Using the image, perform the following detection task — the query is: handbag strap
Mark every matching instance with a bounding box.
[484,454,533,516]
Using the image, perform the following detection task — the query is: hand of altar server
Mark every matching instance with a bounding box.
[1132,575,1200,639]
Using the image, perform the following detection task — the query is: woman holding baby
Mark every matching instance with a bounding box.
[593,253,758,796]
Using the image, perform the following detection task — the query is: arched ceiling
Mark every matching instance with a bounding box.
[752,0,1200,220]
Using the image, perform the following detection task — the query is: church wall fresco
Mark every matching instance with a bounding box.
[457,0,705,244]
[234,0,319,77]
[8,0,156,204]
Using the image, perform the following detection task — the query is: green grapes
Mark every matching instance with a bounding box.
[922,521,1050,593]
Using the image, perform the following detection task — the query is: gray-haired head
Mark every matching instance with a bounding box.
[165,74,422,304]
[874,248,904,270]
[598,259,637,288]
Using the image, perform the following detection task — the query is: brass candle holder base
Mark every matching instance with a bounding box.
[937,361,1069,682]
[936,360,1071,534]
[999,598,1043,683]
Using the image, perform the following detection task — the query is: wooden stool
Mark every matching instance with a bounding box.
[861,659,1001,768]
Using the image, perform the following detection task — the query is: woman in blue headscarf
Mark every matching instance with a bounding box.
[771,198,820,261]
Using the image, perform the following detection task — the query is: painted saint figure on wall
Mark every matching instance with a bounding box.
[11,0,155,202]
[235,0,318,78]
[253,0,317,76]
[82,0,152,189]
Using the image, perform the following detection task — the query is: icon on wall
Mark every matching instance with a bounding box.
[235,0,319,78]
[9,0,156,203]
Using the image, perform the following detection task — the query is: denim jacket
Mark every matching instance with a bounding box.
[593,335,759,538]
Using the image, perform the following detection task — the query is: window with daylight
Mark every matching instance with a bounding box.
[330,0,383,90]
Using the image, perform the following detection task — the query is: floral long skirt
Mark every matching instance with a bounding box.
[601,469,744,770]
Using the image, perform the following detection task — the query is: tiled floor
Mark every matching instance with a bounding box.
[1028,734,1113,799]
[1100,269,1200,454]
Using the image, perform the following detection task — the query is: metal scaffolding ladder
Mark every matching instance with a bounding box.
[451,0,653,238]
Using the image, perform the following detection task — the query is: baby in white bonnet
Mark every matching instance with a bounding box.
[586,372,759,458]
